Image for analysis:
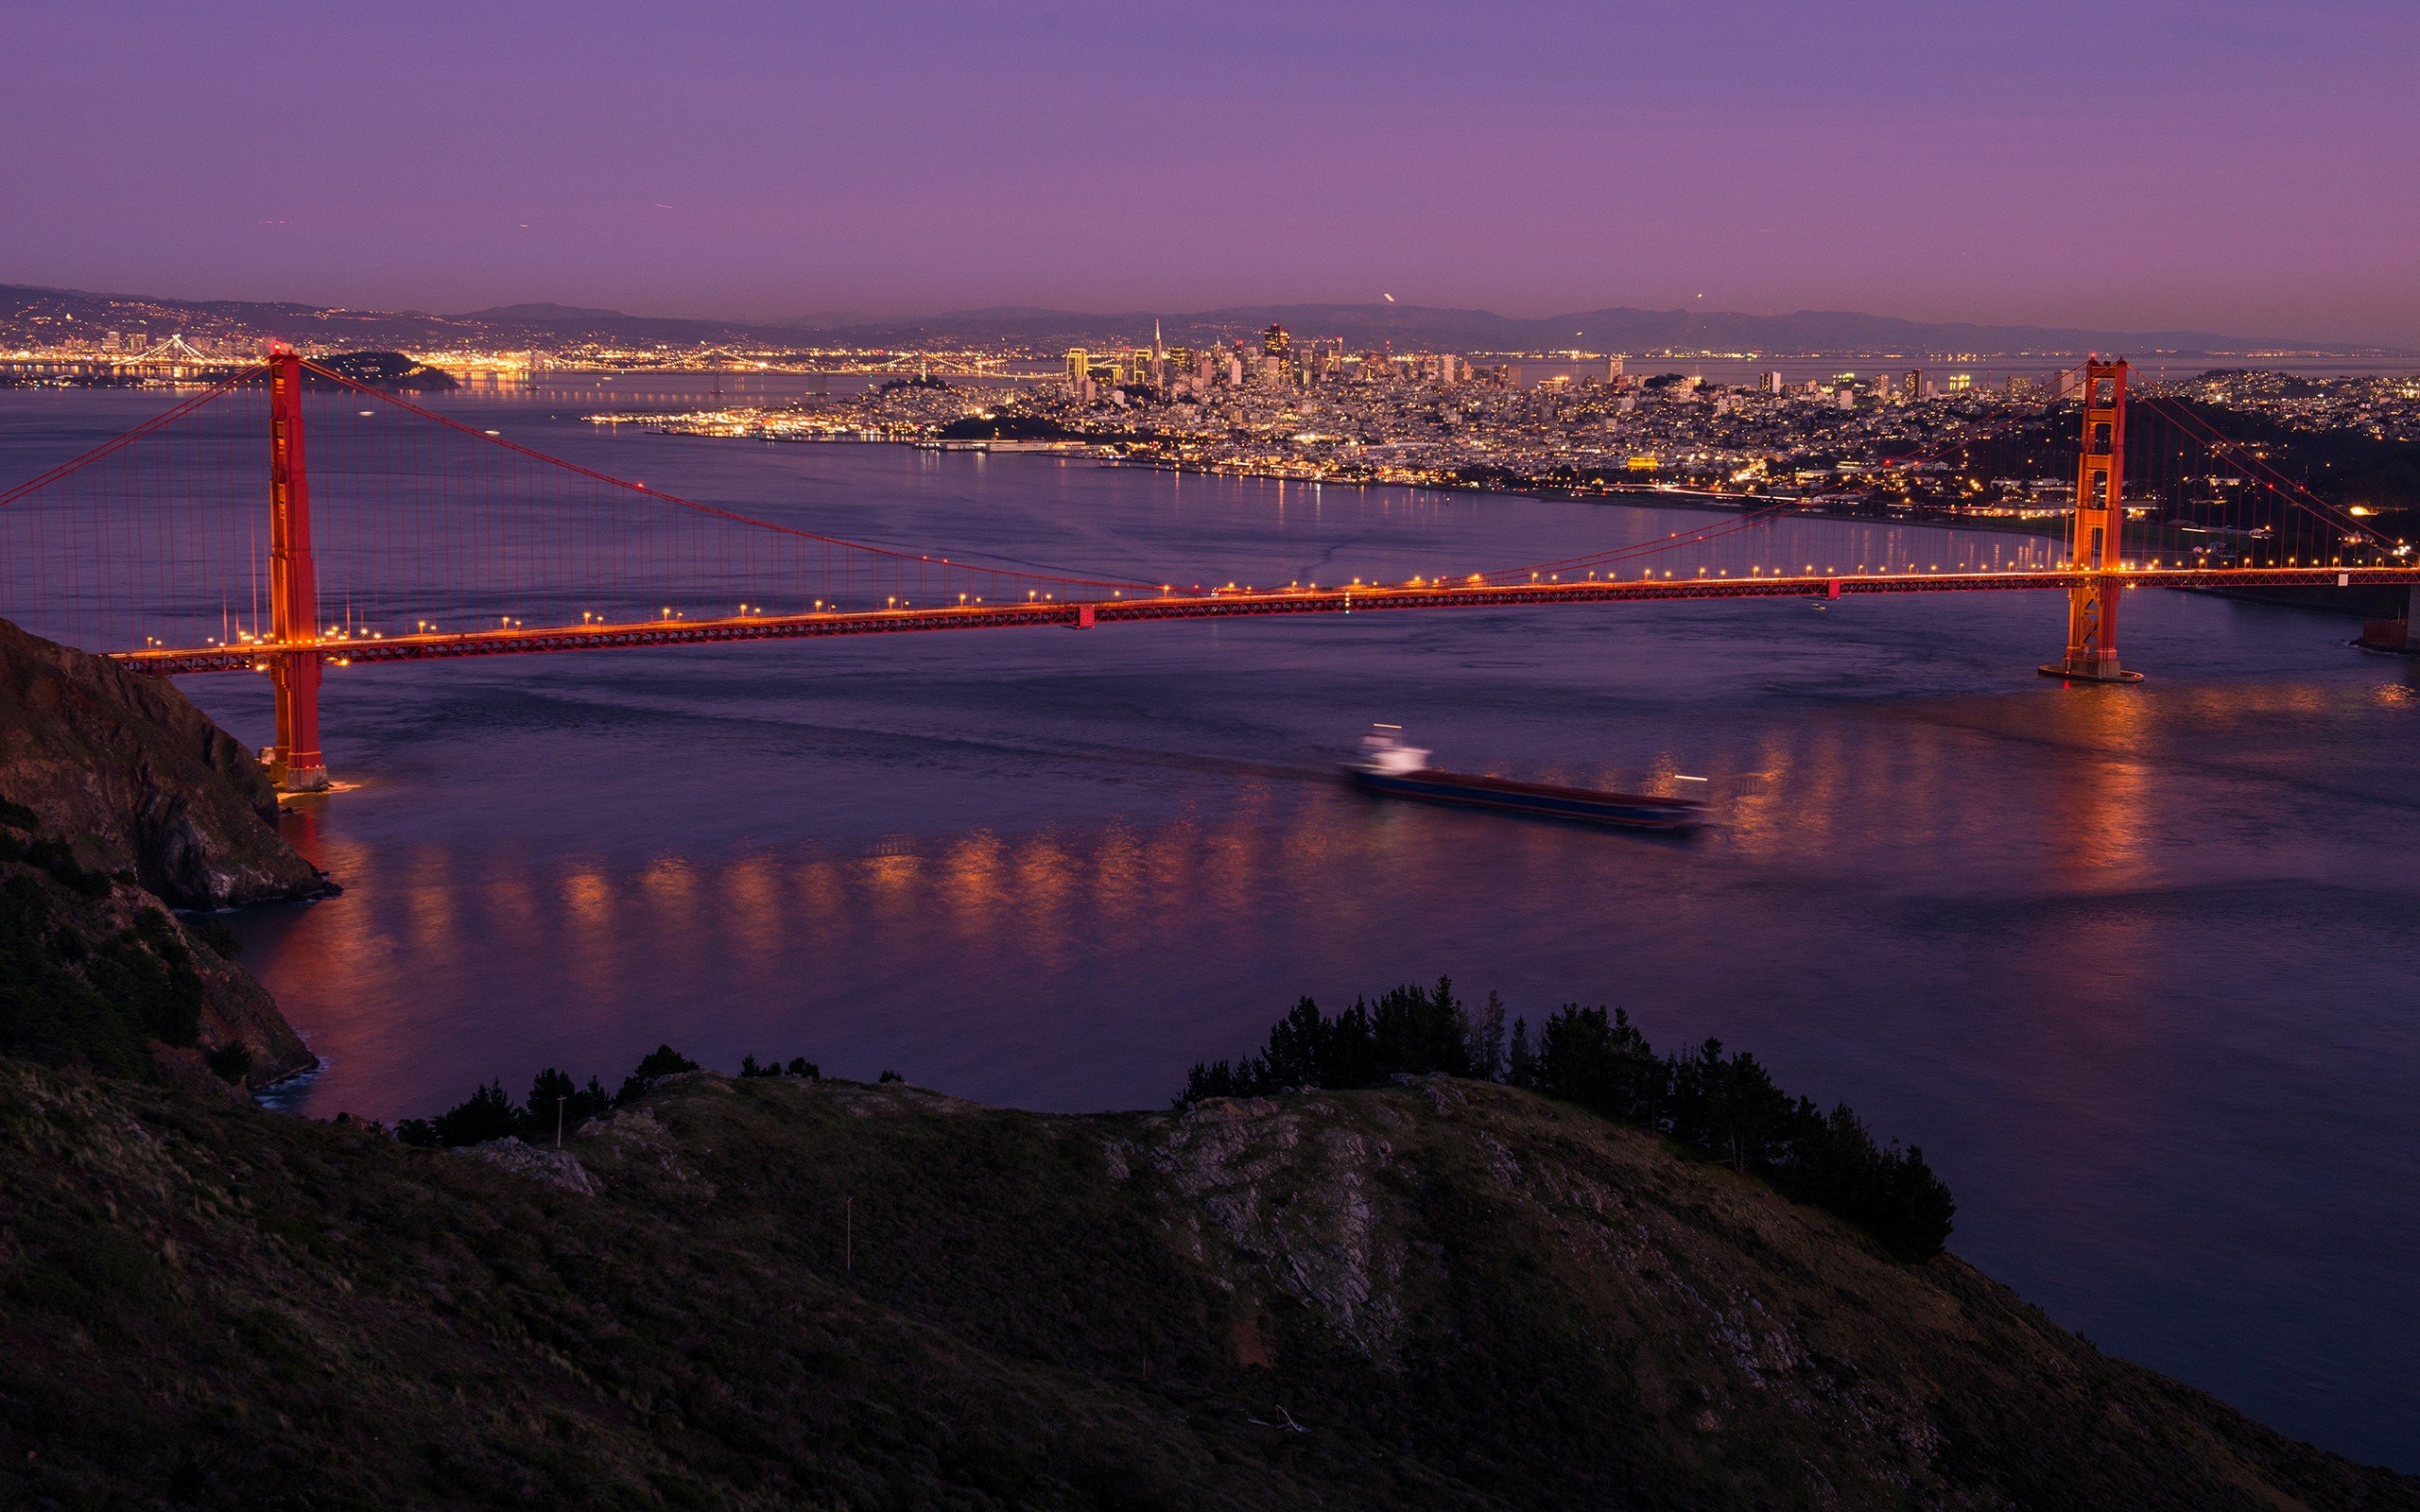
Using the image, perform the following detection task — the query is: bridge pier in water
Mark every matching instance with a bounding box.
[265,345,329,791]
[2041,359,2145,684]
[2372,582,2420,652]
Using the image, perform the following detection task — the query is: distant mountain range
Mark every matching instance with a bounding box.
[3,281,2398,357]
[789,303,2376,356]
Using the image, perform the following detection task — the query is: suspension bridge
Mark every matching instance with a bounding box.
[1,348,2411,791]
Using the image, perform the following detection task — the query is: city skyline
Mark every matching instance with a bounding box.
[8,2,2419,346]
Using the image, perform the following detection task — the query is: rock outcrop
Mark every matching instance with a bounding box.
[0,617,327,907]
[0,616,319,1085]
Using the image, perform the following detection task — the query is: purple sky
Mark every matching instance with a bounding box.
[8,1,2417,344]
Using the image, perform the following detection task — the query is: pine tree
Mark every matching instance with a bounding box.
[430,1081,517,1147]
[617,1044,700,1103]
[1469,990,1508,1082]
[1507,1016,1536,1089]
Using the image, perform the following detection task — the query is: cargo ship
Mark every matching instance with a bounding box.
[1342,728,1703,832]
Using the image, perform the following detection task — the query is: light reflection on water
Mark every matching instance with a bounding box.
[3,389,2417,1469]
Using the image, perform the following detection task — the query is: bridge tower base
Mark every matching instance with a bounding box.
[2041,359,2143,684]
[2360,582,2420,652]
[265,345,330,791]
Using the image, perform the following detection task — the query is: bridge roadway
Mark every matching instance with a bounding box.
[112,565,2420,677]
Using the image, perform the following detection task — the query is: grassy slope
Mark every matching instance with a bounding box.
[1,1065,2411,1512]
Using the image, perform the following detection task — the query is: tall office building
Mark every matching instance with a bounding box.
[1605,354,1624,384]
[1261,324,1290,360]
[1064,349,1090,389]
[1903,369,1925,401]
[1760,370,1785,394]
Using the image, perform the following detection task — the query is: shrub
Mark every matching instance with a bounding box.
[394,1118,441,1148]
[614,1044,700,1102]
[402,1044,729,1150]
[0,875,151,1075]
[190,917,242,959]
[429,1082,517,1147]
[14,836,110,899]
[205,1042,252,1083]
[518,1068,611,1142]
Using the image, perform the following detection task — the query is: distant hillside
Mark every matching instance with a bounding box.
[6,281,2398,358]
[0,283,784,353]
[798,301,2347,357]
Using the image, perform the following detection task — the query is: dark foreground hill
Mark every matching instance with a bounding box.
[2,1062,2411,1511]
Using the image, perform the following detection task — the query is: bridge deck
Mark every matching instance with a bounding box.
[112,565,2420,676]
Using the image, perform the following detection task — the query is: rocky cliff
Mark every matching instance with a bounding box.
[0,617,319,1086]
[1,1064,2409,1510]
[0,617,327,908]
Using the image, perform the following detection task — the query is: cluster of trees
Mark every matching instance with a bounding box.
[396,1044,821,1149]
[1181,979,1955,1262]
[2,795,218,1079]
[0,804,115,902]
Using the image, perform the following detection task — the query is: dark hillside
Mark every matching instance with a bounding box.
[0,1064,2410,1511]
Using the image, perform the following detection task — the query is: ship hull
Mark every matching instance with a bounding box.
[1345,766,1701,831]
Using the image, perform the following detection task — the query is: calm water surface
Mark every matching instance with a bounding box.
[2,386,2415,1469]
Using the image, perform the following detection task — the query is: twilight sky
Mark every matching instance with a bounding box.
[7,1,2417,344]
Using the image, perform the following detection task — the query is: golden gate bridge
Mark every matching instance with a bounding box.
[1,347,2411,792]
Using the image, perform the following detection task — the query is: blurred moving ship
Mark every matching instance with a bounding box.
[1342,726,1703,832]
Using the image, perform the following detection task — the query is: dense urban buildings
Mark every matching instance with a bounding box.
[624,340,2419,548]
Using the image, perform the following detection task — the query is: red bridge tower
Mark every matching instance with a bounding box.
[265,344,329,790]
[2041,358,2144,683]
